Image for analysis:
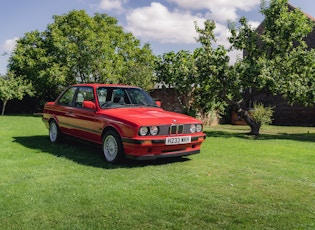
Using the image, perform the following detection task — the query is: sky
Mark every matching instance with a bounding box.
[1,0,314,75]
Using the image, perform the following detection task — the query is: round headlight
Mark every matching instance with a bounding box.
[139,127,149,136]
[190,124,196,133]
[150,126,159,136]
[196,124,202,132]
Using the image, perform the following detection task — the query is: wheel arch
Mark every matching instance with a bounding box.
[48,117,58,125]
[101,126,120,139]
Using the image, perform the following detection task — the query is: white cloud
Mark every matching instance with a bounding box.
[168,0,261,20]
[125,1,261,46]
[229,49,243,64]
[126,2,205,44]
[2,37,18,53]
[248,20,261,29]
[98,0,123,11]
[168,0,261,10]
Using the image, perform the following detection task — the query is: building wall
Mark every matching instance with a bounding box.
[150,88,183,113]
[252,92,315,126]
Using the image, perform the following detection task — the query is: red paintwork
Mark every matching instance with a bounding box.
[42,84,206,160]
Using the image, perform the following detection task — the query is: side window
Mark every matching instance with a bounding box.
[97,88,108,105]
[58,87,77,106]
[112,89,126,104]
[74,87,95,108]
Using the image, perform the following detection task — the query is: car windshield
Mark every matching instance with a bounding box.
[97,87,158,109]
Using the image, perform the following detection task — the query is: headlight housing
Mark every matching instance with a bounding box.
[190,124,196,133]
[139,126,159,136]
[196,124,203,132]
[150,126,159,136]
[190,124,203,133]
[139,127,149,136]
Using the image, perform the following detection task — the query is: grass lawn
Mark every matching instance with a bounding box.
[0,115,314,229]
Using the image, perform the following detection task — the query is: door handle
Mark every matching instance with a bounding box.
[66,112,76,117]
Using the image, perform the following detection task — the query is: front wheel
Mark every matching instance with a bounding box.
[102,130,124,163]
[49,120,62,143]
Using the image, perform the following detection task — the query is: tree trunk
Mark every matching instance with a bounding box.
[1,100,7,116]
[232,102,261,135]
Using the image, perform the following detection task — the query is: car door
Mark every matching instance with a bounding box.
[69,86,101,142]
[55,86,78,135]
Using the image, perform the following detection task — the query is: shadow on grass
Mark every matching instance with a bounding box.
[205,130,315,142]
[13,135,190,169]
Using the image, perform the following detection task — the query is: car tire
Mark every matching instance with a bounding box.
[102,130,124,163]
[49,120,62,143]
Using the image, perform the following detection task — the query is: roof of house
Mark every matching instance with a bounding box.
[287,3,315,21]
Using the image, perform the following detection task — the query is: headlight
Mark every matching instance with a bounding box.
[139,127,149,136]
[190,124,196,133]
[196,124,203,132]
[150,126,159,136]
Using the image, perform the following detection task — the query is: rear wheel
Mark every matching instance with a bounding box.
[49,120,62,143]
[102,130,124,163]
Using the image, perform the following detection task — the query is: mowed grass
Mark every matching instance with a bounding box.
[0,116,314,229]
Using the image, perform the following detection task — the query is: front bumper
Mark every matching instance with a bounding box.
[121,134,206,160]
[125,149,201,160]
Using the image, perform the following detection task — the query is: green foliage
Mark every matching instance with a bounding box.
[156,0,315,134]
[155,50,199,115]
[194,20,231,112]
[1,116,315,229]
[256,0,315,106]
[9,10,156,105]
[155,20,230,117]
[230,0,315,106]
[251,102,274,126]
[0,72,34,115]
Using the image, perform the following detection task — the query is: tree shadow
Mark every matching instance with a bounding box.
[205,130,315,142]
[12,135,191,169]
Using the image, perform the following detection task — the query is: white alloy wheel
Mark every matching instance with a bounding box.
[102,130,123,163]
[49,121,60,143]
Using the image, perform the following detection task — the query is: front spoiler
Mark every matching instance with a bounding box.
[125,149,200,160]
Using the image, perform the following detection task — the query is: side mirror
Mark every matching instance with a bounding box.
[155,100,162,107]
[83,101,96,110]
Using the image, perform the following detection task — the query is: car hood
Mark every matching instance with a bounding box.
[99,107,201,126]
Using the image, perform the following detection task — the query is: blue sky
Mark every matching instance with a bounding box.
[1,0,314,74]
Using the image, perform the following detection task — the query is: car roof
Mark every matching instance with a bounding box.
[72,83,141,89]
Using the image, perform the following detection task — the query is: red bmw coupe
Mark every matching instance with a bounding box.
[42,84,206,163]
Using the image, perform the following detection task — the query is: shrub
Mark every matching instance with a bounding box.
[251,102,274,125]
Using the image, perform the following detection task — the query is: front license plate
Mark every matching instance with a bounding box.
[166,136,191,145]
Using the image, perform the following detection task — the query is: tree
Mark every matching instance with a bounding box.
[155,30,228,121]
[156,0,315,135]
[9,10,156,107]
[0,72,34,115]
[192,0,315,135]
[155,50,199,115]
[227,0,315,134]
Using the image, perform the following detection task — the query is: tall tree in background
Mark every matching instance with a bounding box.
[156,0,315,135]
[0,72,34,115]
[227,0,315,134]
[9,10,156,107]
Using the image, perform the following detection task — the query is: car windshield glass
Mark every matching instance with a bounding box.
[97,87,157,109]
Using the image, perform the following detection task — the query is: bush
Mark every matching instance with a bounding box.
[251,102,274,125]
